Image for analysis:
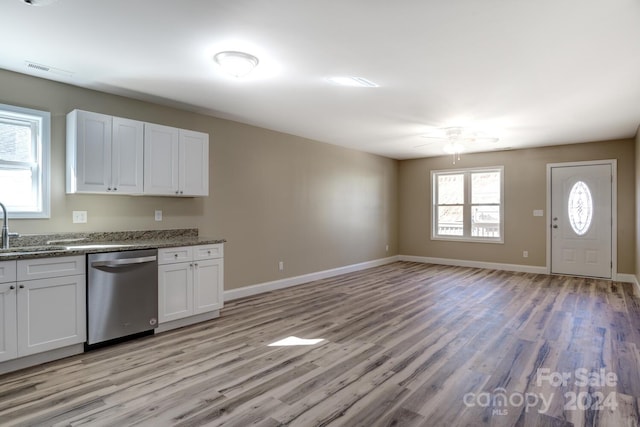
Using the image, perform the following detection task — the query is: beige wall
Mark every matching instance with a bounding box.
[398,140,636,274]
[0,69,398,290]
[636,127,640,283]
[0,67,636,289]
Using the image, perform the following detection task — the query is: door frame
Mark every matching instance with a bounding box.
[546,159,617,279]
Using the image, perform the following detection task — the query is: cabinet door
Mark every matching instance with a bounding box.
[179,129,209,196]
[144,123,180,195]
[193,258,223,315]
[73,110,113,193]
[112,117,144,194]
[16,275,86,357]
[0,284,17,363]
[158,262,193,323]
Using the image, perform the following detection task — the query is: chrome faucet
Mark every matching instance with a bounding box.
[0,202,19,249]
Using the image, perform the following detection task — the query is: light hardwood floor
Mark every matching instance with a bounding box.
[1,262,639,426]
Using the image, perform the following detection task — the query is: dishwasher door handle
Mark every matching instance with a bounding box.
[91,256,157,268]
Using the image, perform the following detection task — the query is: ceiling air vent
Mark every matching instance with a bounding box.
[25,61,73,77]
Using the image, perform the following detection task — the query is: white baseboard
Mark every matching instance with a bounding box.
[224,256,400,301]
[403,256,639,286]
[0,343,84,375]
[155,310,221,334]
[399,255,548,275]
[224,255,639,302]
[615,274,640,294]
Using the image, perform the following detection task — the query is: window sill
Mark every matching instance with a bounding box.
[431,236,504,244]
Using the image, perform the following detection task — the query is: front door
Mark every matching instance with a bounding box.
[550,163,612,278]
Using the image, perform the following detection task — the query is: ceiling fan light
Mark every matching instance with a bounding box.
[213,51,259,77]
[443,143,464,154]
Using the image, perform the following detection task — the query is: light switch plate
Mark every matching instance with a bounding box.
[533,209,544,217]
[72,211,87,223]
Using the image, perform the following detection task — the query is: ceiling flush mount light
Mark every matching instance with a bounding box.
[327,76,379,88]
[213,51,259,78]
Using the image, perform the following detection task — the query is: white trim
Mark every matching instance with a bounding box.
[0,103,51,219]
[224,256,400,301]
[223,255,636,303]
[546,160,617,278]
[155,310,220,333]
[430,166,504,244]
[399,255,548,274]
[0,343,83,375]
[614,273,640,288]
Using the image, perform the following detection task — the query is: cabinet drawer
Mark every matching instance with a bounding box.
[193,244,223,261]
[0,261,17,284]
[158,247,193,265]
[17,256,85,281]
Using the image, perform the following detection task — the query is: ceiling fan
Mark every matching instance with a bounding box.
[414,127,499,163]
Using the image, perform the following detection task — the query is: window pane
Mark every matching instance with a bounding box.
[568,181,593,236]
[437,206,463,236]
[0,120,34,163]
[437,174,464,204]
[0,168,35,209]
[471,206,500,237]
[471,171,500,204]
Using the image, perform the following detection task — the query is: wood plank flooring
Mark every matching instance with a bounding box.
[1,262,639,426]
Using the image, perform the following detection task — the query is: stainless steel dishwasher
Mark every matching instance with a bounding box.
[87,248,158,347]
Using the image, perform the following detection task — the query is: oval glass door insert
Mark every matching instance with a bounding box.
[568,181,593,236]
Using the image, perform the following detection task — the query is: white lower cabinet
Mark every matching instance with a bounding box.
[158,245,223,327]
[0,257,86,363]
[0,279,18,363]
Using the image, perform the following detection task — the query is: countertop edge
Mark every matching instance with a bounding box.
[0,238,226,261]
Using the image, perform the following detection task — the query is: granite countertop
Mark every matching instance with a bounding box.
[0,229,225,261]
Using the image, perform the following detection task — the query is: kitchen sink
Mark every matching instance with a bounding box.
[64,243,135,250]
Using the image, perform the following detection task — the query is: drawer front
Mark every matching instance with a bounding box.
[0,261,17,284]
[17,256,85,281]
[193,244,223,261]
[158,246,193,265]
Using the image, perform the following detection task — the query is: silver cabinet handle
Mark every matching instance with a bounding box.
[91,256,157,268]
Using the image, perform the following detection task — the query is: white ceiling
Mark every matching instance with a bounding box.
[2,0,640,159]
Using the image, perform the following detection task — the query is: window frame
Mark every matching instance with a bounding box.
[431,166,504,243]
[0,103,50,219]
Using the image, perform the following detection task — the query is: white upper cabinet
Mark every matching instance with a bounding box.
[143,123,179,196]
[67,109,209,197]
[67,110,144,194]
[144,124,209,197]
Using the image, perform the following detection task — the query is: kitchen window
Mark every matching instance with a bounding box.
[0,103,50,218]
[432,166,503,243]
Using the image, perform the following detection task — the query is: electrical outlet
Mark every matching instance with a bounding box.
[523,251,529,258]
[385,244,389,252]
[278,261,284,271]
[155,210,163,221]
[72,211,87,223]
